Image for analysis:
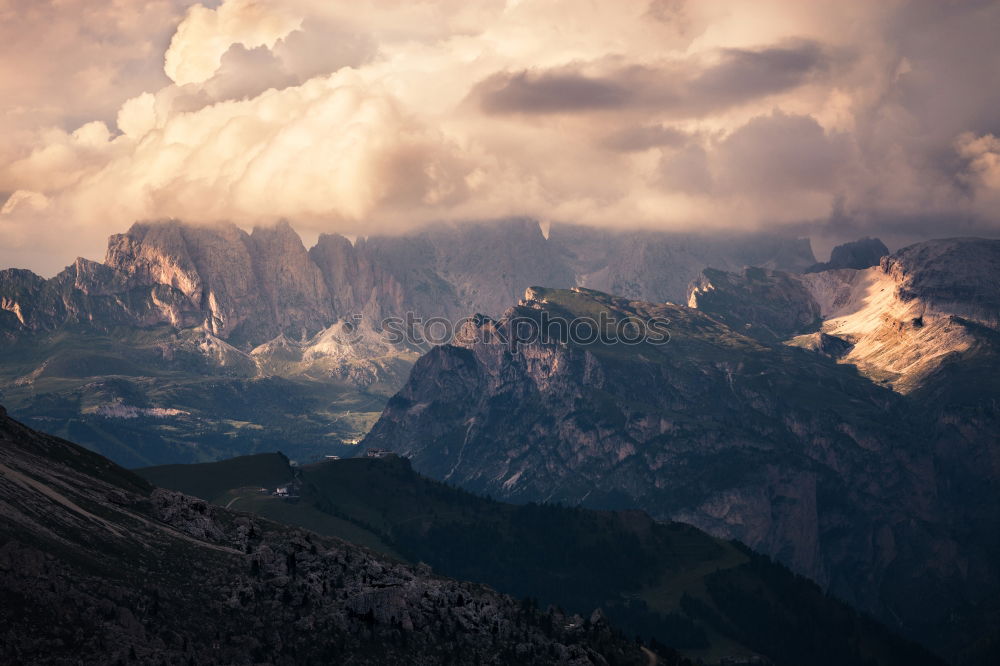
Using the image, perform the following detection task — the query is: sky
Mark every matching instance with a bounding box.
[1,0,1000,275]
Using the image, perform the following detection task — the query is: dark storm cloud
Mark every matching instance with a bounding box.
[475,40,833,117]
[477,70,632,113]
[687,41,831,111]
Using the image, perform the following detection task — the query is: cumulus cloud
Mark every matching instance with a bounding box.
[163,0,302,85]
[1,0,1000,275]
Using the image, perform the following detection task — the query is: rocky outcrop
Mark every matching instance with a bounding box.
[786,331,853,358]
[0,407,655,665]
[806,237,889,273]
[105,219,338,342]
[679,238,1000,395]
[0,257,200,335]
[882,238,1000,328]
[687,266,821,342]
[250,320,419,388]
[309,232,409,322]
[247,220,332,339]
[797,238,1000,393]
[363,285,1000,660]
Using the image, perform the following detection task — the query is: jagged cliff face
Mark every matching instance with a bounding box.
[105,220,337,342]
[0,258,201,336]
[0,406,655,665]
[687,267,821,342]
[686,238,1000,395]
[363,283,1000,659]
[796,239,1000,394]
[4,218,815,347]
[805,237,889,273]
[884,238,1000,328]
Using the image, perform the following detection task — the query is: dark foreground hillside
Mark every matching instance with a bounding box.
[0,405,657,665]
[141,452,944,666]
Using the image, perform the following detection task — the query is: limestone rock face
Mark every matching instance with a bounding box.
[106,221,262,338]
[680,238,1000,393]
[883,237,1000,328]
[797,239,1000,393]
[106,220,328,342]
[806,237,889,272]
[4,218,816,348]
[418,218,578,318]
[0,256,200,336]
[687,266,821,342]
[309,232,408,321]
[786,331,853,358]
[247,220,333,338]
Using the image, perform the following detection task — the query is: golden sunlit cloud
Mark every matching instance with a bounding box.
[1,0,999,274]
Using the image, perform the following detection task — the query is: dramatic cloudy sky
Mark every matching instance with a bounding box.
[1,0,999,274]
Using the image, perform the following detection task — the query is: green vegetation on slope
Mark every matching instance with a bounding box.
[139,453,943,666]
[138,452,294,503]
[0,327,398,466]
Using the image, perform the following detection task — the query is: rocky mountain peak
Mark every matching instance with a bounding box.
[791,238,1000,392]
[881,237,1000,328]
[248,220,331,336]
[687,266,821,342]
[5,218,824,347]
[806,237,889,273]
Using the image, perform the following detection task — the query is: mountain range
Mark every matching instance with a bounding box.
[0,219,813,466]
[2,219,998,662]
[3,218,816,346]
[361,238,1000,662]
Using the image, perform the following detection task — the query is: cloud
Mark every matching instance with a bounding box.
[0,1,187,157]
[686,41,833,111]
[955,132,1000,210]
[714,111,849,195]
[474,40,834,117]
[602,124,689,152]
[12,71,471,224]
[477,69,631,114]
[2,0,1000,275]
[163,0,302,85]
